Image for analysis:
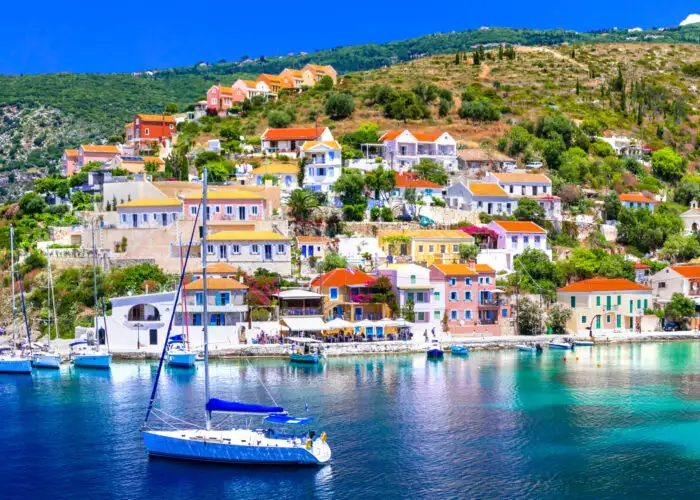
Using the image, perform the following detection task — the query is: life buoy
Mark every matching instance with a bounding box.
[305,439,312,449]
[321,432,327,443]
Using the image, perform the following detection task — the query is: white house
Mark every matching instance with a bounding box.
[447,182,516,216]
[116,198,183,228]
[299,140,342,199]
[681,201,700,234]
[337,237,386,267]
[620,193,656,212]
[594,135,643,159]
[260,127,334,155]
[485,172,561,221]
[386,172,445,205]
[649,265,700,304]
[378,130,458,171]
[487,220,551,258]
[204,230,292,275]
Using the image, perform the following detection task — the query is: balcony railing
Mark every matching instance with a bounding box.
[281,307,321,316]
[479,298,505,307]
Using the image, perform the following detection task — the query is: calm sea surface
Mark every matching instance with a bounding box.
[3,342,700,499]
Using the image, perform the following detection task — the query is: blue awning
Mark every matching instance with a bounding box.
[168,334,185,344]
[70,341,88,347]
[206,398,284,414]
[264,414,314,425]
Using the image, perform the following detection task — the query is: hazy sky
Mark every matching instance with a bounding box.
[0,1,696,74]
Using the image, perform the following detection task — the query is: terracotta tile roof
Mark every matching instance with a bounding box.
[492,221,546,233]
[124,122,134,129]
[634,263,651,269]
[261,127,326,141]
[395,177,444,189]
[192,262,240,274]
[379,230,474,240]
[433,263,495,276]
[182,190,264,200]
[467,183,509,197]
[219,86,234,94]
[81,144,120,154]
[492,173,550,183]
[136,114,176,123]
[310,268,375,287]
[378,130,405,142]
[117,197,181,209]
[558,278,651,293]
[283,69,305,77]
[301,140,341,151]
[620,193,656,204]
[413,132,443,142]
[249,164,299,175]
[296,236,329,243]
[207,230,290,242]
[64,149,79,158]
[141,156,164,164]
[186,277,248,290]
[669,266,700,278]
[241,79,259,88]
[258,73,282,84]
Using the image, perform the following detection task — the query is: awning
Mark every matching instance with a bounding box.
[276,289,322,300]
[281,317,327,332]
[325,318,354,329]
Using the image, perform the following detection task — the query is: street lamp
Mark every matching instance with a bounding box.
[585,314,602,339]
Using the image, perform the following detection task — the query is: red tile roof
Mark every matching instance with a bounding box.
[261,127,326,141]
[395,176,443,189]
[310,268,375,288]
[379,130,404,141]
[620,193,656,204]
[634,263,651,269]
[493,221,546,233]
[432,264,495,276]
[379,130,445,142]
[296,236,329,243]
[136,114,176,123]
[558,278,651,293]
[669,266,700,278]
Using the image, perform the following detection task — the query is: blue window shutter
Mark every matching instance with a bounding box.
[216,293,222,306]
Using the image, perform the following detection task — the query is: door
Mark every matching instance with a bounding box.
[219,245,227,259]
[308,245,314,257]
[301,245,307,258]
[149,329,158,345]
[487,203,493,215]
[616,315,621,328]
[162,213,168,226]
[264,245,273,260]
[132,214,138,228]
[238,206,247,220]
[354,307,363,321]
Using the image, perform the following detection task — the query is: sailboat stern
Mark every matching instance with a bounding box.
[31,353,61,369]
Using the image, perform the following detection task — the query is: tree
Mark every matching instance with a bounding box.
[411,81,440,104]
[297,157,309,186]
[319,251,347,273]
[455,52,461,65]
[144,161,160,177]
[458,99,501,122]
[164,103,178,114]
[664,293,695,327]
[616,204,684,254]
[401,299,416,323]
[333,169,367,221]
[288,189,319,220]
[458,244,479,263]
[674,177,700,206]
[658,234,700,263]
[516,297,544,335]
[603,192,621,221]
[260,174,279,186]
[325,93,355,120]
[19,192,48,215]
[411,159,448,185]
[547,304,572,334]
[513,198,545,227]
[438,98,450,117]
[315,75,334,91]
[509,249,564,302]
[365,166,396,203]
[651,147,687,184]
[267,110,293,128]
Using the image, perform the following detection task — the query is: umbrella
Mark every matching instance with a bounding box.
[394,318,417,329]
[324,318,354,329]
[376,318,400,327]
[355,320,379,328]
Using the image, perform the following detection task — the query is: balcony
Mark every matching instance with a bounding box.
[281,307,322,316]
[479,298,505,307]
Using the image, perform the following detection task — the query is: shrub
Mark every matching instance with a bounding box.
[325,93,355,120]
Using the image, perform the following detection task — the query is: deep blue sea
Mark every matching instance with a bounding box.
[3,342,700,499]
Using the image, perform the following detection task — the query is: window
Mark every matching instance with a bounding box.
[226,205,233,215]
[169,124,174,130]
[121,214,127,223]
[214,205,220,213]
[277,244,285,254]
[596,296,601,307]
[216,292,230,306]
[434,310,441,320]
[251,244,259,254]
[637,299,642,310]
[477,201,483,209]
[449,278,457,286]
[418,245,424,252]
[206,244,214,255]
[485,277,491,284]
[450,310,458,320]
[617,295,622,305]
[416,292,425,303]
[465,310,472,320]
[534,236,541,245]
[596,316,601,329]
[189,206,198,216]
[523,236,529,245]
[195,293,203,306]
[152,213,158,220]
[452,245,458,252]
[501,308,507,318]
[417,312,425,322]
[658,282,666,289]
[440,245,446,253]
[410,275,416,284]
[466,278,472,286]
[511,236,518,247]
[330,288,339,300]
[449,291,458,301]
[144,127,150,136]
[506,203,511,214]
[581,315,587,324]
[478,277,484,285]
[433,291,440,301]
[193,313,202,326]
[464,291,472,301]
[606,315,611,323]
[142,214,148,222]
[570,296,576,308]
[533,186,538,196]
[543,186,548,194]
[251,206,259,216]
[509,185,514,194]
[407,292,415,302]
[232,244,240,254]
[644,299,648,310]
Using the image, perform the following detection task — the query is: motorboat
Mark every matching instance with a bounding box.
[450,345,469,355]
[549,341,573,350]
[573,340,595,347]
[427,338,444,358]
[517,344,543,353]
[287,337,324,364]
[166,335,196,367]
[70,341,112,369]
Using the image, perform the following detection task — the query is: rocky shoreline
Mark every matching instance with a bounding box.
[105,331,700,360]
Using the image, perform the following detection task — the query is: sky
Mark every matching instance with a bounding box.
[0,1,697,75]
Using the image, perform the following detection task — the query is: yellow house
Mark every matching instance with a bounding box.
[378,230,475,266]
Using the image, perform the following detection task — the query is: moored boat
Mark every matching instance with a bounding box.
[0,348,32,374]
[517,344,543,353]
[573,340,595,347]
[286,337,324,364]
[32,254,61,370]
[450,345,469,355]
[32,351,61,369]
[549,342,573,350]
[70,341,112,369]
[427,338,444,358]
[166,335,196,367]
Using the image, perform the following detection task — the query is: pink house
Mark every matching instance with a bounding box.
[62,149,79,176]
[207,85,246,113]
[430,263,508,336]
[182,190,269,222]
[77,144,121,172]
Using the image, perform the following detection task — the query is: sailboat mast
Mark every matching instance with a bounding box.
[202,168,211,431]
[9,225,16,349]
[177,218,191,349]
[47,253,51,347]
[48,253,59,350]
[91,218,99,349]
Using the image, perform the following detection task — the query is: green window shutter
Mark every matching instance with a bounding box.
[596,296,601,306]
[606,296,611,311]
[644,299,648,310]
[617,295,621,305]
[616,315,621,328]
[570,296,576,308]
[595,316,601,329]
[581,315,587,324]
[629,300,633,314]
[637,299,641,309]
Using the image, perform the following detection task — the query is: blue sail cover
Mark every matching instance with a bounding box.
[69,341,88,347]
[206,398,284,414]
[264,414,314,425]
[168,334,185,344]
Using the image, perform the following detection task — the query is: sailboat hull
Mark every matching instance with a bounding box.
[143,429,331,466]
[0,358,32,374]
[32,353,61,369]
[167,352,197,367]
[73,354,112,369]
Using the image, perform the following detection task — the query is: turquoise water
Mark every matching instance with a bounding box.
[2,342,700,499]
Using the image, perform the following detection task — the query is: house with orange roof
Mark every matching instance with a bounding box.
[116,198,183,228]
[296,235,330,262]
[62,149,79,176]
[302,64,337,84]
[183,277,249,330]
[649,265,700,304]
[430,263,509,336]
[447,181,515,216]
[232,79,271,101]
[279,68,315,88]
[387,172,445,205]
[247,164,300,190]
[485,172,561,220]
[487,220,549,258]
[77,144,122,172]
[206,84,245,113]
[260,127,334,155]
[124,114,176,153]
[310,268,389,322]
[620,192,656,212]
[376,130,458,171]
[556,278,653,333]
[299,139,342,198]
[257,73,293,94]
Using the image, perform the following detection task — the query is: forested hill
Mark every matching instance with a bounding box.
[0,23,699,185]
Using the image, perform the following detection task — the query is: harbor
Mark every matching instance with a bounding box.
[3,341,700,499]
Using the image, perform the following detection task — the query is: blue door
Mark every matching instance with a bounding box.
[301,245,307,257]
[309,245,314,257]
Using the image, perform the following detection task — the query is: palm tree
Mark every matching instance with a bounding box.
[288,189,319,221]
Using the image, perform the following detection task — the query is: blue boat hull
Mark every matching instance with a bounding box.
[289,353,322,364]
[143,432,328,466]
[73,354,112,369]
[573,341,594,347]
[427,349,444,358]
[549,343,573,350]
[0,358,32,374]
[450,346,469,355]
[167,352,197,367]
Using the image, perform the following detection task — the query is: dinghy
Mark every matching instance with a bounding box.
[450,345,469,355]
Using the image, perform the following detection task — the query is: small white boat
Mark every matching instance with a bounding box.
[573,340,595,347]
[549,342,573,350]
[166,335,196,367]
[426,338,444,358]
[286,337,324,364]
[517,345,537,352]
[70,341,112,369]
[32,351,61,369]
[0,348,32,374]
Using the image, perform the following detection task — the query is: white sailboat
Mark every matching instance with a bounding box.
[166,220,196,368]
[32,252,61,369]
[71,218,112,369]
[142,168,331,466]
[0,225,32,374]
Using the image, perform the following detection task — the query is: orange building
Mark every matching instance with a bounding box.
[125,114,177,152]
